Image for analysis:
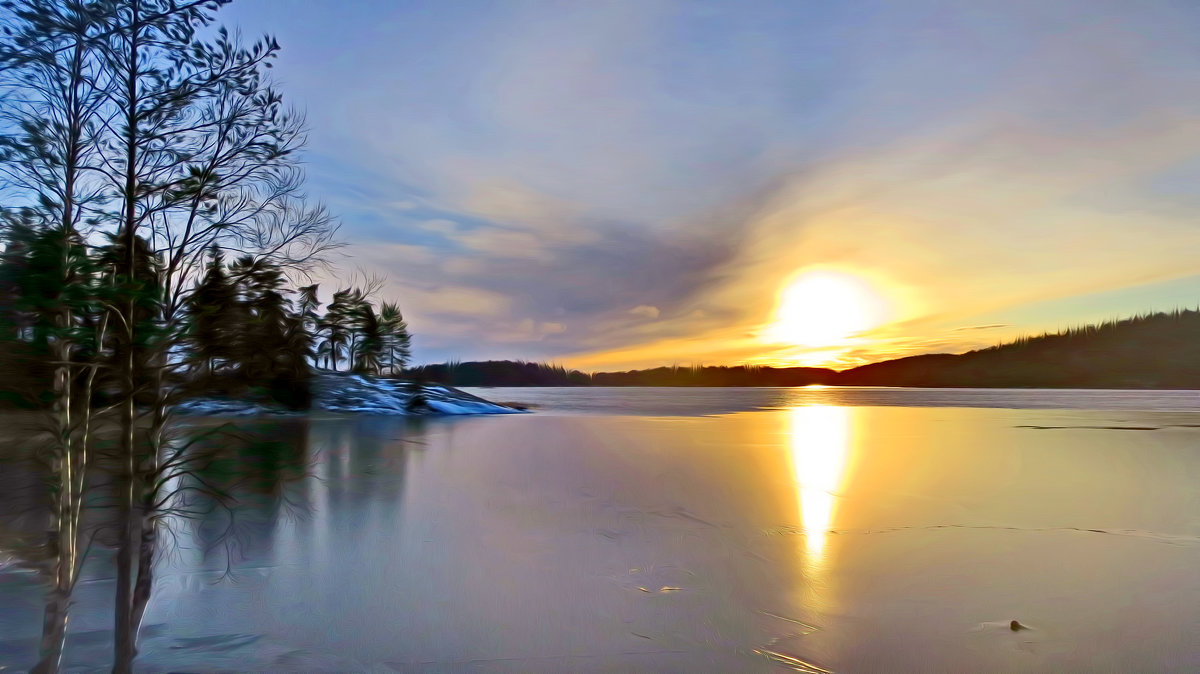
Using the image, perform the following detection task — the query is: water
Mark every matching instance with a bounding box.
[2,387,1199,671]
[462,385,1200,415]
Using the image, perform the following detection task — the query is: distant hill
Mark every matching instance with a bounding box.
[591,365,837,387]
[837,309,1200,388]
[410,309,1200,389]
[406,361,837,387]
[407,360,594,387]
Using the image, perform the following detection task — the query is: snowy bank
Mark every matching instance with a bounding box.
[175,372,526,417]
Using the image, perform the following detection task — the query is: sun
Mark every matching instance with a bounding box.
[767,270,886,347]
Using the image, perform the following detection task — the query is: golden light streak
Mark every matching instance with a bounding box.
[788,405,852,564]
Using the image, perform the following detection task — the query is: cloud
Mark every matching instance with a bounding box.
[420,219,459,235]
[223,0,1200,367]
[447,227,550,261]
[345,187,736,362]
[457,180,589,241]
[488,318,569,343]
[953,324,1009,332]
[391,284,513,319]
[358,243,438,266]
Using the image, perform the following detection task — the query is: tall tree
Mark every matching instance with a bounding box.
[184,244,235,377]
[352,294,382,375]
[232,255,288,378]
[379,301,411,376]
[321,287,352,372]
[0,1,342,666]
[0,2,112,669]
[98,1,213,666]
[295,282,320,364]
[93,1,334,667]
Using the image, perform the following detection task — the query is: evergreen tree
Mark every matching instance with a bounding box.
[352,295,383,375]
[210,255,312,407]
[0,220,45,382]
[243,257,290,381]
[295,283,320,367]
[184,246,236,378]
[276,306,312,408]
[96,232,164,403]
[379,301,411,376]
[321,288,352,371]
[0,2,112,660]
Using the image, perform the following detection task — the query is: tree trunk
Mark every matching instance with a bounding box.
[114,1,142,670]
[128,335,167,655]
[32,585,69,674]
[128,507,156,653]
[36,33,88,674]
[113,493,136,673]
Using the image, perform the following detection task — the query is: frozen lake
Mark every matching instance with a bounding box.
[2,387,1199,671]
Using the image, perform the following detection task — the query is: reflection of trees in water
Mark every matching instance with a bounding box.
[156,420,313,572]
[0,416,426,670]
[0,424,110,672]
[115,419,319,671]
[305,418,417,549]
[0,419,315,670]
[323,418,413,505]
[0,418,116,673]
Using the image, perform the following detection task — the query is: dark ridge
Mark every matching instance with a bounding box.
[406,360,594,387]
[835,308,1200,388]
[411,309,1200,388]
[590,365,838,387]
[405,361,837,387]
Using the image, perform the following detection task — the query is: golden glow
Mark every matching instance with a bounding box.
[788,405,851,562]
[768,270,887,348]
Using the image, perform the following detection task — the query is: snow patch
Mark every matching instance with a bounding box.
[176,373,526,417]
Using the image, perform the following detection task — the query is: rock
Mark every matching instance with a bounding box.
[177,373,527,417]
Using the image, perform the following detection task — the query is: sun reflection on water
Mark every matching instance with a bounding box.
[788,405,852,565]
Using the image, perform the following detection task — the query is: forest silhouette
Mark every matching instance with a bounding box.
[412,309,1200,389]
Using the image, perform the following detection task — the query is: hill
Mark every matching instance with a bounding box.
[412,309,1200,389]
[836,309,1200,388]
[407,361,837,387]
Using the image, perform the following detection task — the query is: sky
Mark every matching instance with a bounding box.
[223,0,1200,370]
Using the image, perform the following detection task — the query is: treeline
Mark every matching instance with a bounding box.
[837,308,1200,388]
[409,361,837,387]
[416,309,1200,389]
[186,248,411,408]
[0,1,406,670]
[0,237,413,410]
[408,360,592,386]
[591,364,837,386]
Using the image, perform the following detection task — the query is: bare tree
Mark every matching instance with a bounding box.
[1,1,343,669]
[0,2,115,670]
[93,1,338,668]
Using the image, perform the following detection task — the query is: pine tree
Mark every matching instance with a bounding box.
[185,246,235,379]
[276,306,312,408]
[295,283,320,367]
[246,258,290,381]
[321,288,352,371]
[352,296,383,375]
[379,301,411,376]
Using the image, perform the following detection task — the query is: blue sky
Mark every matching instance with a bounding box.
[222,0,1200,369]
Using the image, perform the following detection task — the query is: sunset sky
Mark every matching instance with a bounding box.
[225,0,1200,370]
